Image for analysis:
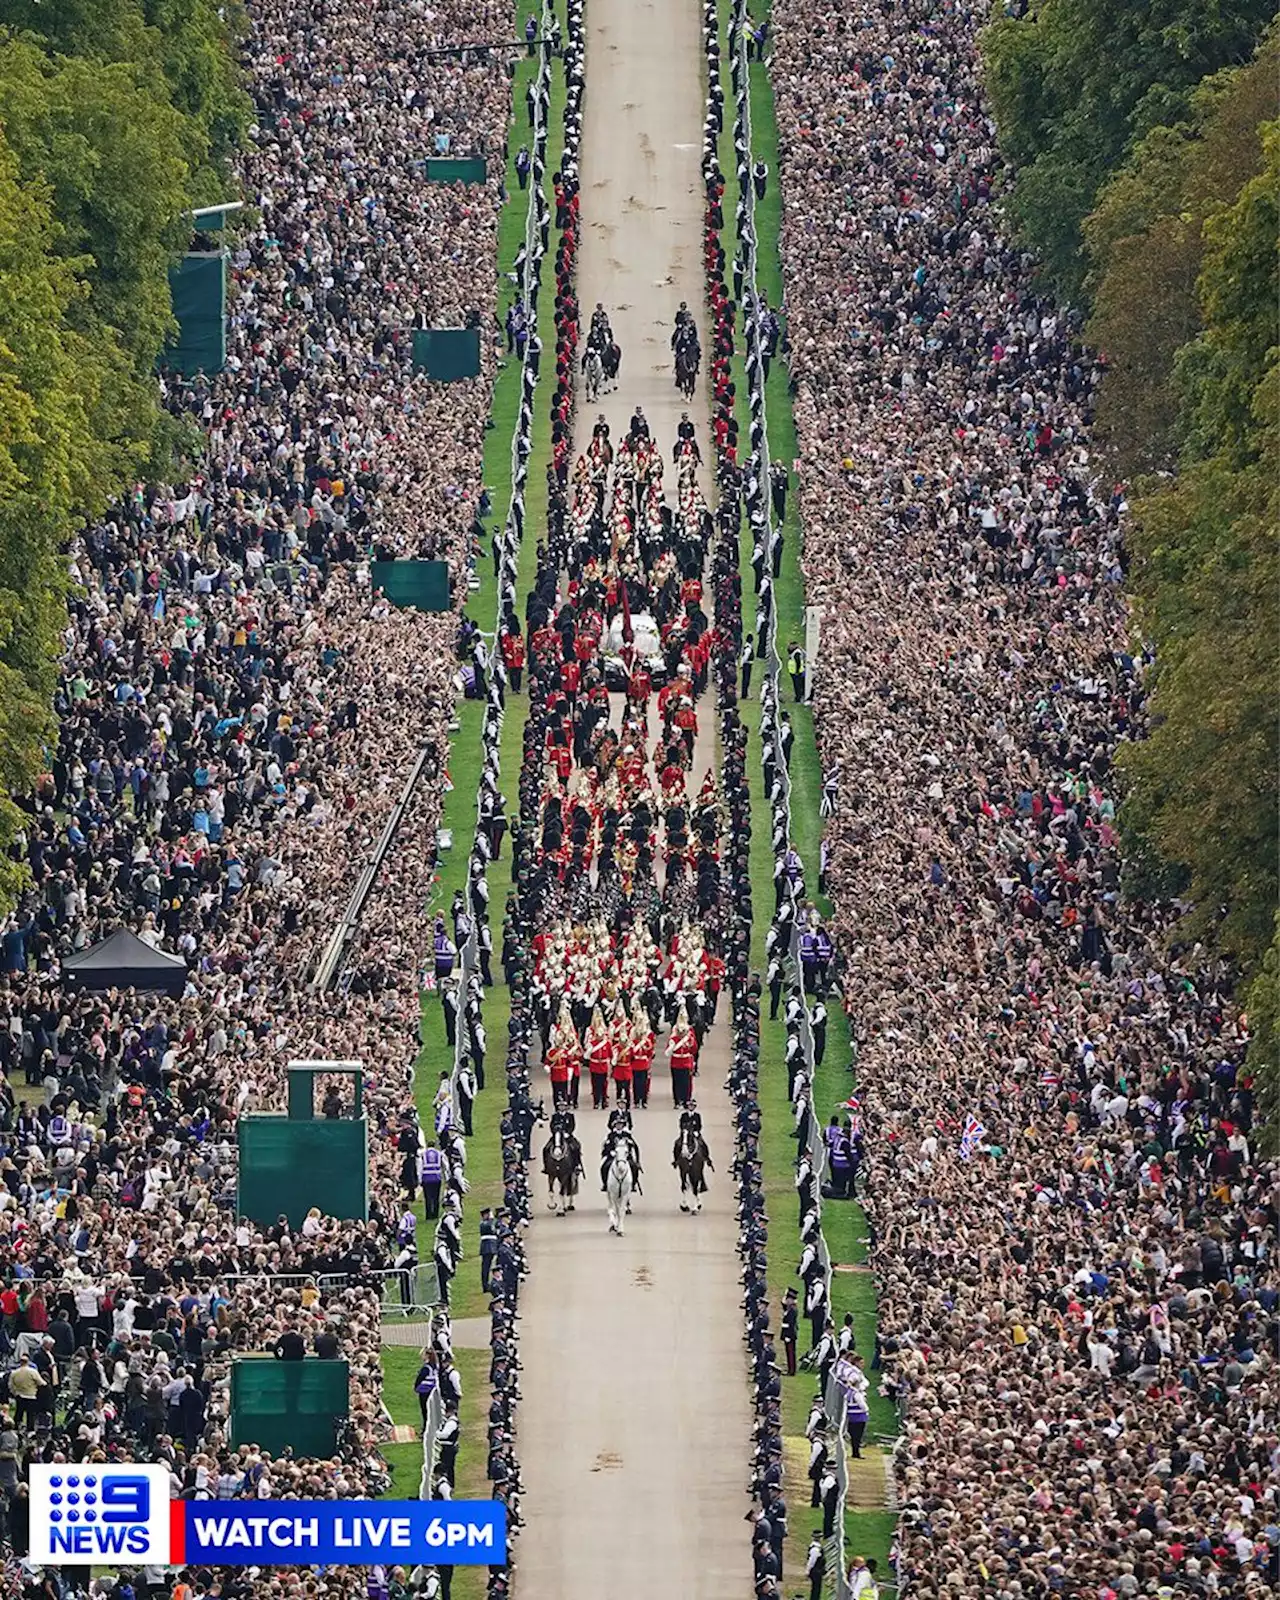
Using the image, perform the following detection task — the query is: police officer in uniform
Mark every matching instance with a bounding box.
[478,1207,497,1294]
[600,1108,642,1193]
[420,1141,445,1219]
[781,1287,798,1377]
[806,1531,826,1600]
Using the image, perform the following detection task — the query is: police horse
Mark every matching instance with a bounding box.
[605,1139,635,1236]
[542,1121,583,1216]
[673,315,701,400]
[584,312,620,400]
[583,346,604,403]
[674,337,700,400]
[673,1123,713,1214]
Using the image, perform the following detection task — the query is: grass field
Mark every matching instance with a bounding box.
[712,0,898,1581]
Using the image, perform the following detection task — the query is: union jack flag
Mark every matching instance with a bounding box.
[959,1113,986,1161]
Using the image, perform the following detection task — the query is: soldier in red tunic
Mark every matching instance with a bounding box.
[667,1004,698,1107]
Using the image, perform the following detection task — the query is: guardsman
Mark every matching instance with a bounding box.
[628,1017,654,1108]
[584,1012,613,1109]
[668,1002,698,1106]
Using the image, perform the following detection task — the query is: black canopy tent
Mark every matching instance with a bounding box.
[62,930,188,997]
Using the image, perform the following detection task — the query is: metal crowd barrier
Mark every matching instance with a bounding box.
[313,742,435,991]
[419,1385,444,1498]
[728,7,851,1595]
[316,1266,439,1316]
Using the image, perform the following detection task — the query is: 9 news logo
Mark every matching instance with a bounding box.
[31,1464,172,1564]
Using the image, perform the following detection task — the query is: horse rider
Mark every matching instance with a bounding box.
[674,1102,707,1162]
[628,405,650,445]
[600,1108,642,1194]
[672,304,700,358]
[672,301,694,348]
[544,1108,583,1177]
[673,1101,712,1201]
[673,412,701,467]
[585,306,620,387]
[585,318,608,365]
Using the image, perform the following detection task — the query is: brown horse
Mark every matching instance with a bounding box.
[542,1126,582,1215]
[673,1126,712,1213]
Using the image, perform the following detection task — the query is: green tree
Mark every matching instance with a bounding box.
[0,36,194,371]
[0,129,136,906]
[0,0,249,198]
[143,0,250,196]
[1118,138,1280,980]
[982,0,1274,302]
[1083,31,1277,475]
[1177,128,1280,466]
[0,0,245,917]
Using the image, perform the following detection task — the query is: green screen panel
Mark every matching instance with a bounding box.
[370,559,451,611]
[237,1116,368,1229]
[231,1357,349,1458]
[425,157,486,184]
[412,328,481,381]
[165,253,227,374]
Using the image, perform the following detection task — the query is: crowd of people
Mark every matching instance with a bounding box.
[756,0,1278,1593]
[0,0,546,1588]
[0,0,1273,1587]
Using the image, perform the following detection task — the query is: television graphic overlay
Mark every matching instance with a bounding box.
[31,1464,172,1564]
[30,1466,508,1568]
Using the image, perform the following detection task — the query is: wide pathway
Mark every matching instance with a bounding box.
[511,0,752,1591]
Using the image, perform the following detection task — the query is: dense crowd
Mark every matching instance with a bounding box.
[0,0,1273,1588]
[760,0,1278,1594]
[0,0,533,1589]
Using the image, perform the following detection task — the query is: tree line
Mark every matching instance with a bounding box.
[0,0,247,906]
[981,3,1278,1101]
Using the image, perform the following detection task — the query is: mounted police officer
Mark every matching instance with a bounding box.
[600,1108,642,1193]
[679,1102,704,1142]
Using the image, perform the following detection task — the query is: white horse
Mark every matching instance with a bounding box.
[605,1146,634,1236]
[583,347,603,401]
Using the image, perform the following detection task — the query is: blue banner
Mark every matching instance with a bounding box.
[177,1500,506,1567]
